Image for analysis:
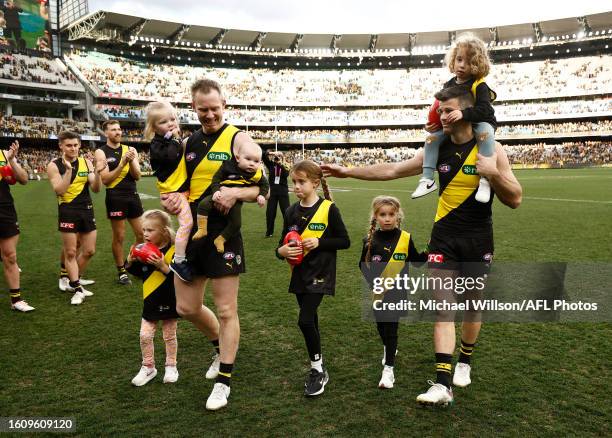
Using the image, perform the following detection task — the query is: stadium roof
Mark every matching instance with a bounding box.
[63,10,612,52]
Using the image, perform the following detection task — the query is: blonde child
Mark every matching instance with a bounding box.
[412,33,497,203]
[276,160,350,397]
[359,196,427,389]
[144,102,193,282]
[126,209,179,386]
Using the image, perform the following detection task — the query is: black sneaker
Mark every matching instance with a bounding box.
[170,260,192,282]
[304,368,329,397]
[117,272,131,285]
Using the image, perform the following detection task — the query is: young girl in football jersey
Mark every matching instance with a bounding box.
[276,160,350,397]
[360,196,427,389]
[412,32,497,203]
[144,101,193,283]
[126,209,180,386]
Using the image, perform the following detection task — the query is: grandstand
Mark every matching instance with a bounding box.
[0,9,611,169]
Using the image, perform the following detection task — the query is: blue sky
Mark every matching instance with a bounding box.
[89,0,611,34]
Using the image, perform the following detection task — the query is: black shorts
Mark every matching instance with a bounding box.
[0,204,19,239]
[58,204,96,233]
[105,191,143,220]
[427,229,494,278]
[186,204,245,278]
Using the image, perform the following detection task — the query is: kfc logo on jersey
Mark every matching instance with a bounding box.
[186,152,196,162]
[60,222,75,230]
[428,253,444,263]
[110,211,124,217]
[438,164,451,173]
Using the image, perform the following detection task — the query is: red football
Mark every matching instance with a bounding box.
[0,165,16,185]
[427,99,441,128]
[283,230,304,266]
[131,242,163,263]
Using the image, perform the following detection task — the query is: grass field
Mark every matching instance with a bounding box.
[1,168,611,436]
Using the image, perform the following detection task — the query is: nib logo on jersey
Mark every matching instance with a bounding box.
[308,223,326,231]
[207,152,230,161]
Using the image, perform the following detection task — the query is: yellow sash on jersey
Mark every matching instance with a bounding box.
[220,166,263,186]
[435,144,480,222]
[58,157,88,205]
[0,150,7,181]
[471,77,497,102]
[301,199,332,256]
[143,245,175,300]
[380,231,411,280]
[107,145,130,189]
[188,125,239,203]
[157,156,188,194]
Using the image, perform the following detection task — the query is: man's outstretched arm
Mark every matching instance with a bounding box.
[321,149,423,181]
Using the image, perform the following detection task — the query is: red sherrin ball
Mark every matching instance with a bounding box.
[283,230,304,266]
[131,242,162,263]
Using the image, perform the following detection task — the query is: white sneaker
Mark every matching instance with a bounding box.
[378,366,395,389]
[416,380,454,406]
[411,177,437,199]
[163,366,179,383]
[475,177,491,203]
[453,362,472,387]
[131,366,157,386]
[59,277,72,292]
[70,291,85,305]
[381,347,398,366]
[206,382,230,411]
[205,353,221,379]
[80,287,94,297]
[11,300,35,312]
[80,278,95,286]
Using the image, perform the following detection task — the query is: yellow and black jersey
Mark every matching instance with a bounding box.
[0,150,14,206]
[277,197,350,296]
[184,124,240,205]
[53,157,92,207]
[359,228,427,277]
[443,76,497,129]
[149,133,189,194]
[98,144,137,194]
[125,244,179,321]
[210,158,269,197]
[433,137,493,237]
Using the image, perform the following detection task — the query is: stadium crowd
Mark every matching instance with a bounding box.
[11,141,610,178]
[95,98,612,126]
[0,114,95,138]
[1,51,80,87]
[67,51,612,104]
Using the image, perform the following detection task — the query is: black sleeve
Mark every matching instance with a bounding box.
[408,237,428,267]
[209,164,226,194]
[318,204,350,251]
[461,83,496,123]
[125,259,147,279]
[276,204,294,259]
[258,175,270,197]
[149,137,181,172]
[358,236,370,268]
